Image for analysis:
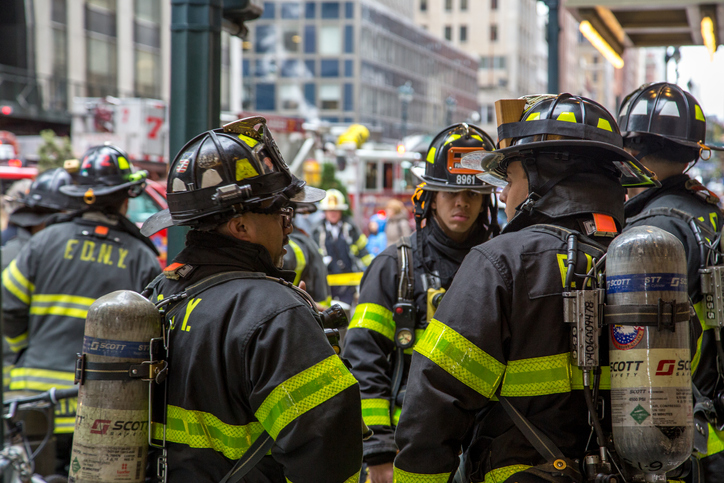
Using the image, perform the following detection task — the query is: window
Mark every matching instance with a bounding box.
[344,59,353,77]
[460,25,467,42]
[365,162,378,190]
[135,50,160,97]
[304,59,316,76]
[304,83,316,105]
[383,163,393,189]
[283,29,301,52]
[261,2,275,18]
[256,25,277,53]
[321,2,340,18]
[321,59,339,77]
[445,0,452,11]
[255,58,276,77]
[490,24,498,41]
[281,2,301,18]
[344,83,353,111]
[86,6,117,36]
[444,25,452,41]
[491,0,497,9]
[304,25,316,53]
[460,0,467,11]
[256,83,276,110]
[420,0,427,11]
[87,0,115,9]
[281,59,301,77]
[319,26,342,54]
[52,0,66,23]
[345,2,354,18]
[305,2,316,18]
[280,85,301,109]
[135,0,160,22]
[86,37,117,96]
[344,25,354,53]
[319,83,341,109]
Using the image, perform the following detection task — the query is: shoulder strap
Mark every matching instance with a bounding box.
[396,235,414,301]
[219,432,274,483]
[627,206,715,238]
[525,224,607,258]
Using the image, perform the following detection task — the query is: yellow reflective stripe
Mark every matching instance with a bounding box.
[349,303,395,341]
[414,319,505,399]
[29,293,96,319]
[238,134,259,147]
[327,272,364,286]
[5,332,28,352]
[692,300,707,374]
[501,353,572,397]
[9,367,75,392]
[255,355,357,439]
[354,234,368,250]
[403,328,426,355]
[3,364,12,389]
[484,464,532,483]
[343,473,360,483]
[54,417,77,434]
[596,118,613,132]
[695,104,705,122]
[288,239,306,285]
[360,253,374,266]
[361,398,390,426]
[152,404,265,460]
[3,260,34,304]
[426,147,437,163]
[571,365,611,390]
[704,423,724,457]
[393,405,401,426]
[393,467,451,482]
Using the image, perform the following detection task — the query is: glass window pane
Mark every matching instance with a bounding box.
[281,2,301,18]
[321,59,339,77]
[319,83,340,109]
[86,7,117,36]
[305,2,316,18]
[135,49,160,97]
[304,83,316,105]
[304,25,316,53]
[280,85,302,109]
[256,83,276,110]
[344,83,353,111]
[344,25,353,53]
[256,25,277,53]
[52,0,67,23]
[365,162,378,189]
[305,59,316,76]
[261,2,275,18]
[319,26,341,54]
[344,59,353,77]
[283,28,301,52]
[281,59,301,77]
[134,0,160,23]
[345,2,354,18]
[87,0,116,10]
[321,2,339,18]
[53,28,67,75]
[134,22,160,48]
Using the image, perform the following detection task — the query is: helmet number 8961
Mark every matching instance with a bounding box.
[456,174,475,185]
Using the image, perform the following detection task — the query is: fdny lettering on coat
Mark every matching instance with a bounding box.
[63,239,129,269]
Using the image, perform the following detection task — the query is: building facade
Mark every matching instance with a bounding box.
[413,0,546,134]
[242,0,480,140]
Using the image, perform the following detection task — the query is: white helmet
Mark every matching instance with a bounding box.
[318,188,348,211]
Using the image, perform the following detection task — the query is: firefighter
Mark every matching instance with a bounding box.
[283,201,332,308]
[140,117,363,482]
[2,168,81,270]
[619,82,724,479]
[343,123,500,483]
[313,188,372,305]
[1,145,161,470]
[392,94,659,482]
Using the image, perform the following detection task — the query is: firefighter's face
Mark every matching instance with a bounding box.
[431,190,484,242]
[325,210,342,224]
[500,160,529,222]
[222,209,294,268]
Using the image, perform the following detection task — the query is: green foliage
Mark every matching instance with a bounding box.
[37,130,74,172]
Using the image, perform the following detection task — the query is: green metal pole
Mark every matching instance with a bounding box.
[167,0,223,261]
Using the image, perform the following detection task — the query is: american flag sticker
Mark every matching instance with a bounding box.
[177,158,190,173]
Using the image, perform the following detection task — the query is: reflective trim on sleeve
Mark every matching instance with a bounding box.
[692,300,707,374]
[349,303,395,341]
[360,253,374,266]
[9,367,75,392]
[5,332,28,353]
[484,464,532,483]
[393,405,402,426]
[571,365,611,390]
[152,404,266,460]
[288,239,306,286]
[361,398,391,426]
[703,423,724,457]
[255,354,357,439]
[414,319,505,399]
[343,473,361,483]
[393,466,451,482]
[501,353,572,397]
[29,294,96,319]
[3,260,34,304]
[403,328,426,355]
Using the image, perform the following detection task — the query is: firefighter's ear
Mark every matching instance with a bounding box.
[430,191,438,211]
[219,215,249,240]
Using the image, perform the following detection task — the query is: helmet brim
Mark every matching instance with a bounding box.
[461,140,660,188]
[9,208,58,228]
[290,185,327,204]
[60,179,145,198]
[140,209,173,237]
[410,166,497,193]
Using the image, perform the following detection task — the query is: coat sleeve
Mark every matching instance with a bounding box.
[341,250,400,464]
[393,248,509,480]
[245,303,363,483]
[349,222,373,267]
[1,231,43,355]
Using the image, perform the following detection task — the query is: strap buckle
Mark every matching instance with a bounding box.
[129,360,168,383]
[74,353,86,385]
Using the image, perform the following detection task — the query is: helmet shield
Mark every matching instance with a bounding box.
[411,123,497,193]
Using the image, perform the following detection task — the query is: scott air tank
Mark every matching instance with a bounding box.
[606,226,693,482]
[69,291,161,483]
